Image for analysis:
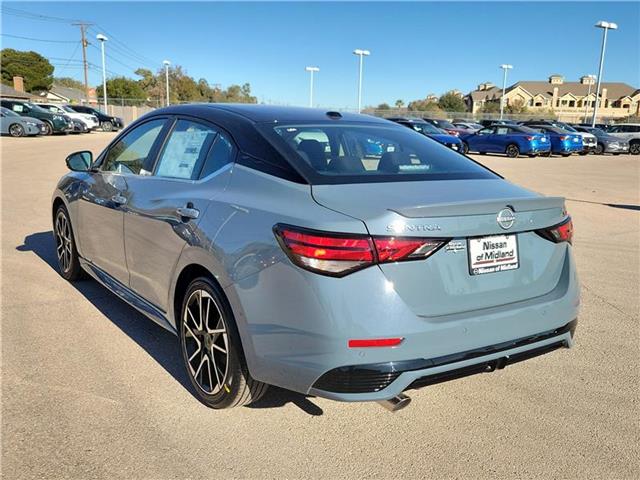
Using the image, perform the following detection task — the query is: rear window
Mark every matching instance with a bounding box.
[262,123,498,184]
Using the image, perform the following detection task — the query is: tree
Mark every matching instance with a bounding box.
[395,99,405,108]
[96,76,146,101]
[1,49,54,92]
[506,98,528,114]
[54,77,85,90]
[438,91,467,112]
[377,102,391,110]
[479,101,501,113]
[407,98,443,114]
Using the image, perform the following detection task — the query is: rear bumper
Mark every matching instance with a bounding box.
[227,243,580,401]
[310,319,576,401]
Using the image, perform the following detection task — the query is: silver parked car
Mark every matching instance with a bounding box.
[0,106,44,137]
[52,105,579,411]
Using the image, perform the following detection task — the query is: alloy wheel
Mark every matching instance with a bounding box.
[9,123,25,137]
[630,142,640,155]
[102,121,113,132]
[506,145,519,158]
[55,211,73,273]
[595,144,604,155]
[182,289,230,395]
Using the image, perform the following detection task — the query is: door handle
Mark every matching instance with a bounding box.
[111,193,127,205]
[176,204,199,220]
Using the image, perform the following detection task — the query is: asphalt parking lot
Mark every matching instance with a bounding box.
[2,133,638,479]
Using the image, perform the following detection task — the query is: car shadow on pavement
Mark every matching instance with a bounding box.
[17,231,324,416]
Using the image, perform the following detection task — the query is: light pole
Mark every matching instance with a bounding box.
[353,49,370,113]
[499,64,513,120]
[96,33,108,112]
[305,66,319,108]
[163,60,171,106]
[582,74,596,123]
[591,21,618,127]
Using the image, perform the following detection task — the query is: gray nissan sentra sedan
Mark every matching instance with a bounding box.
[52,104,579,411]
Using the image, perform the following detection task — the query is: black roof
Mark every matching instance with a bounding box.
[152,103,390,124]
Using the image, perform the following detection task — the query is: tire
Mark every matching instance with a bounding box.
[101,121,114,132]
[460,142,469,154]
[53,205,83,281]
[630,141,640,155]
[506,144,520,158]
[42,121,53,136]
[540,151,551,157]
[595,143,605,155]
[479,152,486,155]
[8,123,25,137]
[562,154,571,157]
[179,277,268,409]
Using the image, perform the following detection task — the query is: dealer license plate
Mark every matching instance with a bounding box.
[468,234,519,275]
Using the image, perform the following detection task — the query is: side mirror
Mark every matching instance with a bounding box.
[66,151,93,172]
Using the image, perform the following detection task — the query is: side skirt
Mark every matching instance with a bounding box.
[79,258,177,335]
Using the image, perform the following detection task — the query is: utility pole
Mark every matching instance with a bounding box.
[73,23,93,100]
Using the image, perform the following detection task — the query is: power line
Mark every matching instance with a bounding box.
[0,5,85,24]
[0,33,78,43]
[87,24,160,68]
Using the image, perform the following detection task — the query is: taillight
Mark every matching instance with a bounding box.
[525,136,534,141]
[447,129,460,136]
[536,217,573,244]
[274,224,447,277]
[559,135,568,141]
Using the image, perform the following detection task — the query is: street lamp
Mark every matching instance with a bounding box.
[582,74,597,123]
[499,64,513,120]
[96,33,108,112]
[305,66,319,108]
[353,49,370,113]
[591,21,618,127]
[163,60,171,107]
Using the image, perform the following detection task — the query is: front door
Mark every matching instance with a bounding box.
[76,118,168,285]
[123,118,237,311]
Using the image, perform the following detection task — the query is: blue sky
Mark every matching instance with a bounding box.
[2,1,639,108]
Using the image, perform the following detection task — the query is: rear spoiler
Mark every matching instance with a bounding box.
[390,196,565,218]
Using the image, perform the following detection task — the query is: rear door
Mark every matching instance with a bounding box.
[473,127,494,151]
[122,117,236,311]
[493,126,511,152]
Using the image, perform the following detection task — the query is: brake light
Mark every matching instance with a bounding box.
[447,129,460,136]
[525,136,535,141]
[536,217,573,244]
[559,135,568,141]
[274,224,447,277]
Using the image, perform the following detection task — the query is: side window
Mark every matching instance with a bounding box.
[496,127,509,135]
[199,132,236,179]
[12,104,25,113]
[102,119,166,175]
[155,120,217,180]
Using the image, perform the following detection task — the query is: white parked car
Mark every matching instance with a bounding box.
[607,124,640,155]
[38,103,100,130]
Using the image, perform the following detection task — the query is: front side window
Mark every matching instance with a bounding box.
[102,119,166,175]
[265,123,497,184]
[155,120,218,180]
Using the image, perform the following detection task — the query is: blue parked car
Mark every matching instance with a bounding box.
[387,117,463,151]
[460,125,551,158]
[526,125,583,156]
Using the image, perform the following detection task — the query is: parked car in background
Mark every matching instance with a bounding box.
[460,124,550,157]
[526,125,583,156]
[0,106,45,137]
[38,103,99,130]
[605,124,640,155]
[422,118,467,136]
[0,99,72,135]
[69,118,89,134]
[67,105,124,131]
[520,120,596,155]
[479,119,519,128]
[453,121,483,131]
[572,126,630,155]
[388,117,463,151]
[52,104,579,410]
[576,123,614,132]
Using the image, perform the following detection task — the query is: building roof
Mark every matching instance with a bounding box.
[468,80,638,102]
[0,83,37,100]
[47,84,88,102]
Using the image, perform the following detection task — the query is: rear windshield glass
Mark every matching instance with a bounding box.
[262,123,498,184]
[433,120,455,129]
